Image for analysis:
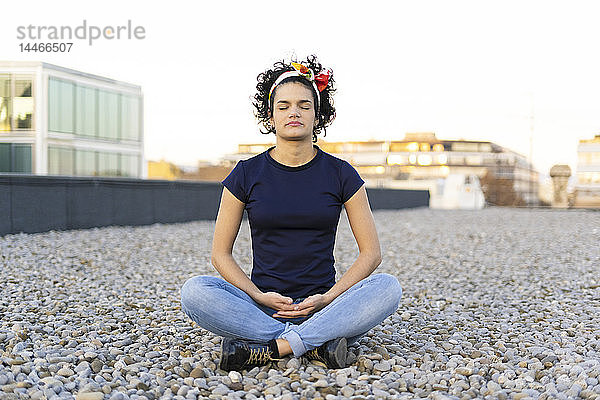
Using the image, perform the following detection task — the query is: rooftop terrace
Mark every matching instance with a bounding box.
[1,208,599,399]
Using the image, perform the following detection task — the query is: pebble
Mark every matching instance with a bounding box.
[341,385,355,397]
[1,208,598,400]
[228,371,242,383]
[57,367,74,377]
[264,385,282,396]
[374,360,391,372]
[286,358,301,370]
[75,392,104,400]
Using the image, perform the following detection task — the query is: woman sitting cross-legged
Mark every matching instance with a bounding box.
[180,54,403,371]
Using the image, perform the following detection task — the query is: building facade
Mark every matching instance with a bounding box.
[223,132,539,206]
[574,134,600,207]
[147,159,184,181]
[0,61,144,178]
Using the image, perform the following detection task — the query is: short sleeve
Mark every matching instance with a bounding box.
[340,160,365,203]
[221,160,247,203]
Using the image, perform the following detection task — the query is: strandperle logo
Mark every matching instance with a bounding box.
[16,20,146,46]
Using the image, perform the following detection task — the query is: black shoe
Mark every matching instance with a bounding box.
[303,337,347,369]
[219,337,281,371]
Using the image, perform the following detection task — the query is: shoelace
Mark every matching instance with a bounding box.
[247,346,272,365]
[304,348,327,364]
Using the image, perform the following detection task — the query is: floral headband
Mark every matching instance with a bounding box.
[268,62,331,110]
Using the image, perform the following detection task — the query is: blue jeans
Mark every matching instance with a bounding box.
[180,273,402,357]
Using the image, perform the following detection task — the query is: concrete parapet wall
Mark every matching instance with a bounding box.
[0,175,429,236]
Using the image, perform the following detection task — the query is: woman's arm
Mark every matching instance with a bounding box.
[323,184,382,301]
[273,184,382,318]
[211,187,296,312]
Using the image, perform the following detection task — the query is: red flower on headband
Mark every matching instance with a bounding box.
[314,70,330,92]
[298,64,310,74]
[291,62,310,76]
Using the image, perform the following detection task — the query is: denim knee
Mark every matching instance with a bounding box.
[180,275,221,311]
[371,273,403,312]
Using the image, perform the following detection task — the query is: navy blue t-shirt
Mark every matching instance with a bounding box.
[221,144,365,299]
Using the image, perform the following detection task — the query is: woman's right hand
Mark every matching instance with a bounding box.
[256,291,296,312]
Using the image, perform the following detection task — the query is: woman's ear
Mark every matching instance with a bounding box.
[267,112,276,132]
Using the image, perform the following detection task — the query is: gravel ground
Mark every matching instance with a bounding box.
[1,207,599,400]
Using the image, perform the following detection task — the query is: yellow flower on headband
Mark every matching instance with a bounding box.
[290,62,314,80]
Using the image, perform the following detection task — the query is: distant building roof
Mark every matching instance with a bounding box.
[0,60,141,90]
[579,134,600,144]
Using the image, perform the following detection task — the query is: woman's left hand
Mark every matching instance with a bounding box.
[272,294,331,318]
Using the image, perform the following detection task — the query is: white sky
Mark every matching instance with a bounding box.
[2,0,599,177]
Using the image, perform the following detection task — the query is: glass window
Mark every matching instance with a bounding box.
[0,96,10,132]
[75,85,97,137]
[13,76,33,130]
[390,142,420,152]
[121,153,139,177]
[0,74,9,97]
[48,146,74,175]
[98,90,119,140]
[432,143,445,152]
[386,154,406,165]
[98,151,119,176]
[356,142,384,152]
[15,78,32,97]
[0,75,11,131]
[466,155,483,165]
[48,78,60,132]
[0,143,10,172]
[48,78,74,133]
[0,143,31,173]
[13,144,32,173]
[48,147,60,175]
[579,153,591,163]
[14,98,33,129]
[449,155,464,165]
[121,95,140,141]
[452,142,480,152]
[479,143,492,153]
[580,152,600,165]
[75,149,97,176]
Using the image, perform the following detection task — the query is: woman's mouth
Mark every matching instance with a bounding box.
[286,122,302,126]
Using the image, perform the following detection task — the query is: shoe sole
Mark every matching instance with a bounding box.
[330,337,347,368]
[219,337,231,371]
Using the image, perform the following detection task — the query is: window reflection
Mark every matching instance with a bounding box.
[0,75,34,131]
[15,78,33,129]
[0,75,10,131]
[14,97,33,129]
[15,79,31,97]
[0,97,10,131]
[49,78,74,133]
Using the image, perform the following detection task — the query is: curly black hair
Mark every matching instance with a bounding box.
[252,54,336,143]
